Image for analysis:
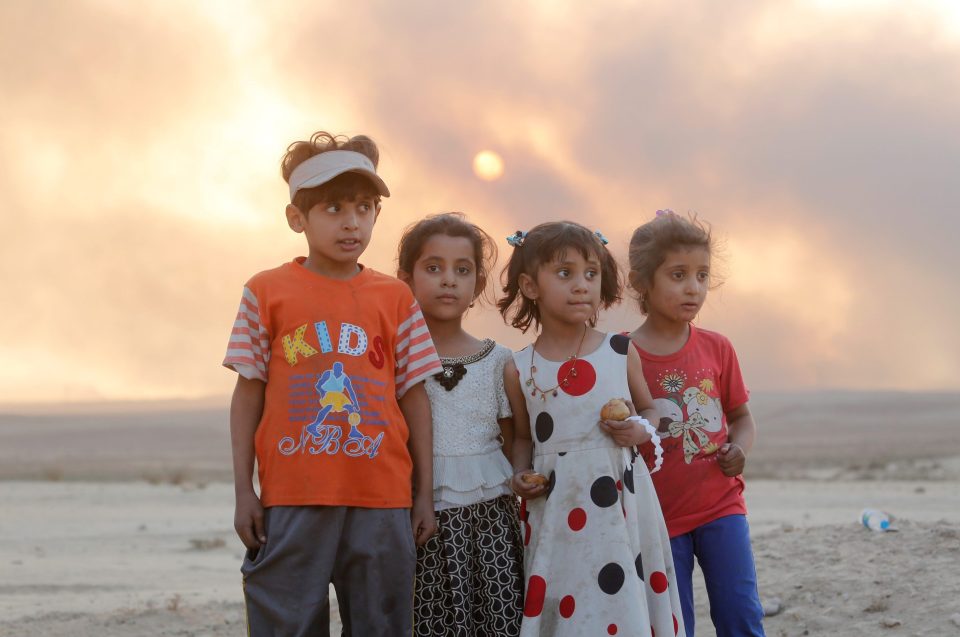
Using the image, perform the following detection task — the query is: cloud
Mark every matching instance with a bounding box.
[1,0,959,401]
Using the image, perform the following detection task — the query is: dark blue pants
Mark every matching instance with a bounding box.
[670,514,765,637]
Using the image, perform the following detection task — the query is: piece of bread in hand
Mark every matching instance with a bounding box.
[600,398,630,421]
[520,472,549,486]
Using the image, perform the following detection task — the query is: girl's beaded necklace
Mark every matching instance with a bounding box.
[526,324,587,401]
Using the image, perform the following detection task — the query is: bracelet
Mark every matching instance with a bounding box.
[626,416,664,474]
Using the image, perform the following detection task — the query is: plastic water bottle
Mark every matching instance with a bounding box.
[860,508,891,531]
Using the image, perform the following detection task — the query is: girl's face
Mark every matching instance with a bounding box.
[522,248,602,326]
[642,246,711,324]
[403,234,479,323]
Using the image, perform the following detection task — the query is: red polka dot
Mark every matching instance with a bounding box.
[607,624,618,635]
[650,571,668,593]
[651,627,655,637]
[559,595,575,618]
[524,575,546,617]
[673,614,679,635]
[567,508,586,531]
[523,521,531,546]
[616,479,622,490]
[558,359,596,396]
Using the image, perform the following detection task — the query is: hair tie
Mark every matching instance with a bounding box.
[506,230,527,248]
[594,230,609,246]
[655,209,675,217]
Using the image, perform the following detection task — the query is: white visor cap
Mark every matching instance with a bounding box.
[287,150,390,201]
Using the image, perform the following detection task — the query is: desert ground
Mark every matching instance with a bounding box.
[1,391,959,636]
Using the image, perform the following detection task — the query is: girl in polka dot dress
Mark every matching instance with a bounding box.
[499,221,685,637]
[398,213,524,637]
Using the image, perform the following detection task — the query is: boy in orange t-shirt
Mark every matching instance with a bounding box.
[223,131,441,636]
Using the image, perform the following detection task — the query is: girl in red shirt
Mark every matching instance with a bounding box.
[627,211,765,637]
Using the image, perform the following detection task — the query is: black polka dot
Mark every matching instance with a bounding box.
[635,553,645,580]
[609,333,630,355]
[590,476,618,508]
[535,412,554,443]
[544,470,556,500]
[623,464,635,494]
[558,452,567,457]
[598,562,625,594]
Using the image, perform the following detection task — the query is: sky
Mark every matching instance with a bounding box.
[2,0,959,403]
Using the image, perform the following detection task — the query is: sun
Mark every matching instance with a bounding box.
[472,150,504,181]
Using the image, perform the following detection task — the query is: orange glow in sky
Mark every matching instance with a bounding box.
[2,1,959,403]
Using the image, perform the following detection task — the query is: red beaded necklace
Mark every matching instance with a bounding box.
[526,325,587,401]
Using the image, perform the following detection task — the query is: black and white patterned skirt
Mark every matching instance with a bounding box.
[414,495,524,637]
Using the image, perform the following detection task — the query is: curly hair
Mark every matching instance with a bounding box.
[280,131,382,213]
[498,221,622,332]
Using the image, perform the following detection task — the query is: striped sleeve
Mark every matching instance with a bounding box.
[394,300,441,398]
[222,286,270,382]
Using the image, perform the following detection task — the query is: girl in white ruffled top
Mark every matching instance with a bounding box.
[398,213,523,637]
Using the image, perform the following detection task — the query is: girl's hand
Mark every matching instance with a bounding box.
[717,442,746,477]
[511,470,548,500]
[411,493,437,546]
[599,418,652,447]
[598,401,651,447]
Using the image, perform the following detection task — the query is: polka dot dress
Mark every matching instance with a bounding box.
[514,333,685,637]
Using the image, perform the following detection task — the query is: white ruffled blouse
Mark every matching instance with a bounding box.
[424,339,514,511]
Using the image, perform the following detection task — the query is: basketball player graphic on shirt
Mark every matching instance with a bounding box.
[306,362,363,441]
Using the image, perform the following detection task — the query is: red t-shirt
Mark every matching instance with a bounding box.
[223,259,441,508]
[632,324,750,537]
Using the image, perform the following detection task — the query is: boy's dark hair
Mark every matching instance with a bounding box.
[397,212,498,303]
[281,131,381,213]
[498,221,622,333]
[628,212,715,314]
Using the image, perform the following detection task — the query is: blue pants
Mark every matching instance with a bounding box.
[671,514,765,637]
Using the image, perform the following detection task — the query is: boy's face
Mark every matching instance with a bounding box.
[286,193,380,278]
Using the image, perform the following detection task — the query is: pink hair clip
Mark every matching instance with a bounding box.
[655,209,675,217]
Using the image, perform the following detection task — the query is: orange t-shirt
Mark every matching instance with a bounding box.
[223,259,441,508]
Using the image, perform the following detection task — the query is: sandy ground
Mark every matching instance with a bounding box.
[2,392,959,636]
